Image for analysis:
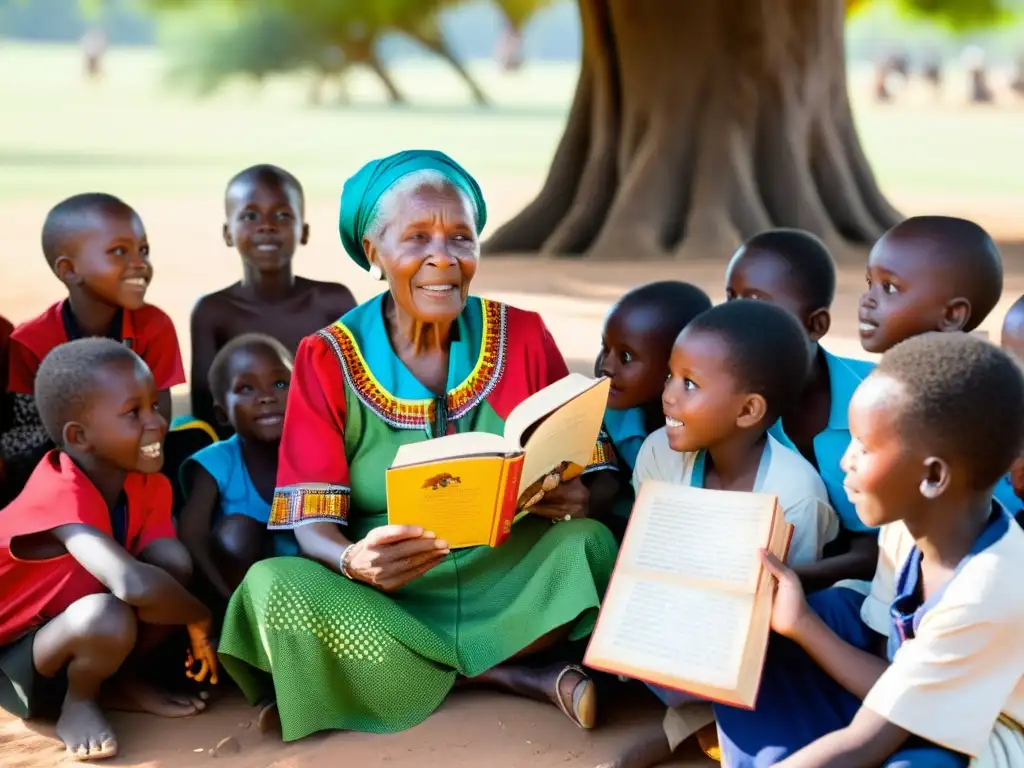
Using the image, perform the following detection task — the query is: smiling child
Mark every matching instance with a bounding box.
[1,194,185,500]
[189,165,355,437]
[179,333,297,616]
[0,339,215,762]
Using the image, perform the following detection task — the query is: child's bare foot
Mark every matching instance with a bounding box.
[102,678,205,717]
[595,721,673,768]
[56,697,118,762]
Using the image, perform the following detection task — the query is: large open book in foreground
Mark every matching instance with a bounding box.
[584,480,793,709]
[386,374,611,549]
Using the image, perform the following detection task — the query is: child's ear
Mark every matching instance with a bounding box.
[54,255,78,286]
[806,308,831,343]
[300,223,310,246]
[213,404,230,427]
[222,223,233,248]
[62,421,91,453]
[736,393,768,429]
[940,298,971,333]
[919,456,951,499]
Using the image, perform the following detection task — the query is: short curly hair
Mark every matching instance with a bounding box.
[225,164,305,215]
[610,280,712,338]
[684,300,811,422]
[207,333,293,408]
[731,228,837,311]
[35,338,145,446]
[879,216,1003,332]
[41,193,135,273]
[874,332,1024,490]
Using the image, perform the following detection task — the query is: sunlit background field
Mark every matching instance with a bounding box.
[3,43,1024,386]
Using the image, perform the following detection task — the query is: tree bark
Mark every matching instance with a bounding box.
[484,0,902,260]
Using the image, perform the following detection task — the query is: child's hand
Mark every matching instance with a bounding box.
[760,550,809,639]
[185,619,219,685]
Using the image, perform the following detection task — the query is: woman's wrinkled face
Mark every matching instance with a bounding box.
[367,184,479,325]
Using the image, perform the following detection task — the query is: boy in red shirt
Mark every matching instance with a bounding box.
[0,313,13,480]
[0,338,216,762]
[1,193,185,500]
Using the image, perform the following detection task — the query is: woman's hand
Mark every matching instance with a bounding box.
[530,477,590,521]
[346,525,450,593]
[761,550,810,639]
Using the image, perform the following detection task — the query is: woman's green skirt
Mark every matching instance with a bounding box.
[217,517,618,741]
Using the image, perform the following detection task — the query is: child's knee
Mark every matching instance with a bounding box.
[142,540,194,585]
[214,516,264,569]
[65,594,138,653]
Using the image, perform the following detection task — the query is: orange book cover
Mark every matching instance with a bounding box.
[386,455,512,549]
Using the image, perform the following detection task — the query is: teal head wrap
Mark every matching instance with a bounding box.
[338,149,488,272]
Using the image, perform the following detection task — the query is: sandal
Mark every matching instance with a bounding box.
[554,664,597,729]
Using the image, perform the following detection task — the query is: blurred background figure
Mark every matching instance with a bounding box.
[962,45,994,103]
[81,26,107,82]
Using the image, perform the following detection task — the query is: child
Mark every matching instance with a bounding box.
[607,301,840,768]
[714,333,1024,767]
[0,313,13,491]
[1000,295,1024,515]
[179,334,298,615]
[1,193,186,499]
[858,215,1019,517]
[589,281,712,539]
[725,229,877,590]
[189,164,356,437]
[0,339,216,762]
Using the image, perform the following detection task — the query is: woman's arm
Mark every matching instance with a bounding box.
[296,522,450,593]
[178,466,233,599]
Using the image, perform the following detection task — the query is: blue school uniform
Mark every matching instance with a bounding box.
[183,436,298,557]
[714,504,1018,767]
[603,406,647,472]
[768,349,875,534]
[596,406,652,533]
[994,475,1023,517]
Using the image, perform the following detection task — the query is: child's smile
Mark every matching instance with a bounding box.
[662,330,748,454]
[222,347,292,443]
[60,206,153,312]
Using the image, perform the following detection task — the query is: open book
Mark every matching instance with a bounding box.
[386,374,611,549]
[583,480,793,709]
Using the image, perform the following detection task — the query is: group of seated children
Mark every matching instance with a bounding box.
[1,172,1022,768]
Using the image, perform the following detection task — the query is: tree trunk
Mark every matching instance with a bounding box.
[484,0,902,260]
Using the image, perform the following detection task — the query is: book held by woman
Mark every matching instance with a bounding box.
[386,374,610,548]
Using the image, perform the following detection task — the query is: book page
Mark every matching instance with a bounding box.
[513,377,610,493]
[391,431,509,469]
[504,374,609,448]
[622,481,776,593]
[587,575,753,690]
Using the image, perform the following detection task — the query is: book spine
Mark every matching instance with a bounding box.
[492,454,525,547]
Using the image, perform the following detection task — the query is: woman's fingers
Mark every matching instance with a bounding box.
[381,552,449,591]
[377,535,450,562]
[366,524,432,545]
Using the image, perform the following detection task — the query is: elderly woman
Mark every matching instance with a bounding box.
[218,150,619,741]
